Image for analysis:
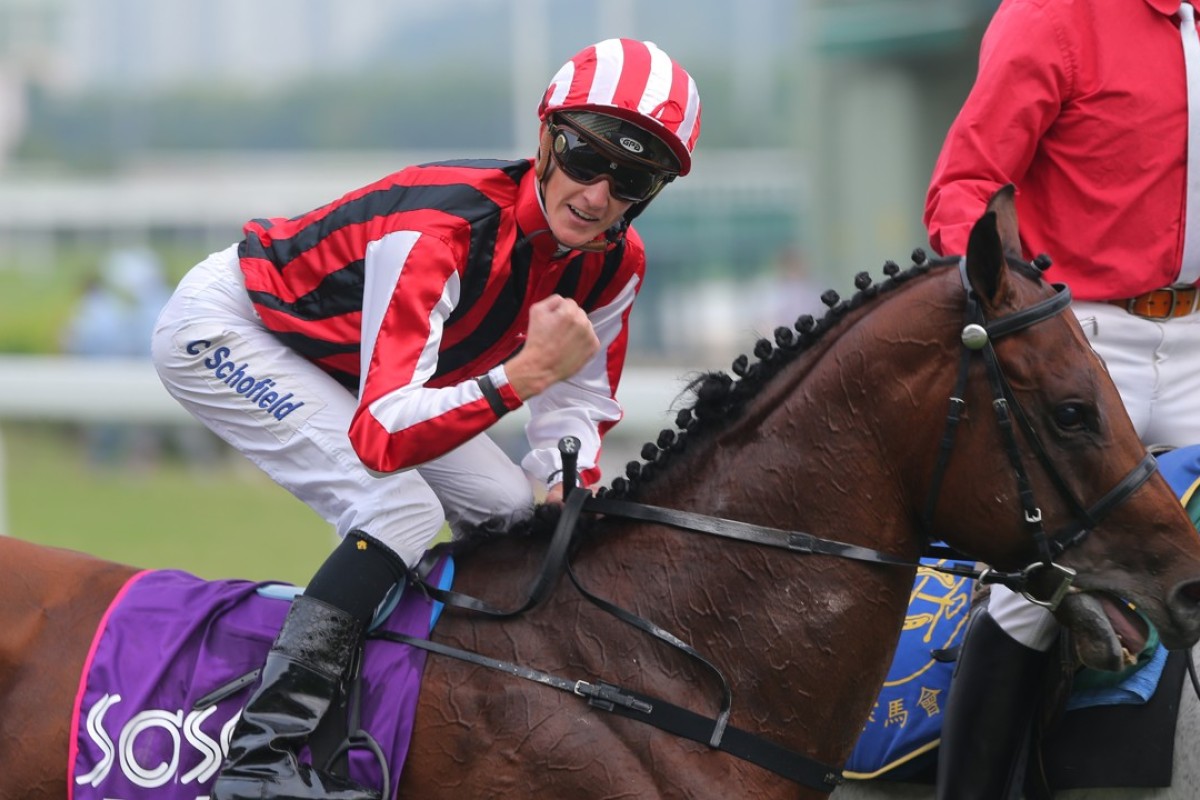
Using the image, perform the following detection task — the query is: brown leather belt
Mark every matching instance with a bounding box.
[1108,286,1200,319]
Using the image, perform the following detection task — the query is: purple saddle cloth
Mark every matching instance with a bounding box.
[69,560,450,800]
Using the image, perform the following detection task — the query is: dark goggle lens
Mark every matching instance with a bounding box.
[550,125,666,202]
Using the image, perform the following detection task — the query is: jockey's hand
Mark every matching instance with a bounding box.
[544,482,593,505]
[506,295,600,400]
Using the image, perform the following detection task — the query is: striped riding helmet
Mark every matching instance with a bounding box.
[538,39,702,177]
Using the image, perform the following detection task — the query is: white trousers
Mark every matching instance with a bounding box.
[150,245,536,568]
[989,300,1200,649]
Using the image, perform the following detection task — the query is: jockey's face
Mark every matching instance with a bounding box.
[541,160,634,249]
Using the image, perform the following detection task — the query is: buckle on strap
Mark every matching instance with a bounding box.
[1119,286,1200,318]
[979,561,1077,611]
[574,680,654,714]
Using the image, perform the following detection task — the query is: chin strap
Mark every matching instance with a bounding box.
[567,232,618,254]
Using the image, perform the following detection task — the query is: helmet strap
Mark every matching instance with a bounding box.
[572,232,616,253]
[535,125,553,182]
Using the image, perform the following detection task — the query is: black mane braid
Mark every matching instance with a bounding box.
[601,250,955,502]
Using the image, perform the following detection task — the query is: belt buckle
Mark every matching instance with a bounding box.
[1164,286,1200,317]
[1122,287,1198,318]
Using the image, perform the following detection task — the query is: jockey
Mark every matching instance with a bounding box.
[151,38,701,800]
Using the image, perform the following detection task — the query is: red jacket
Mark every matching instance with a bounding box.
[925,0,1192,300]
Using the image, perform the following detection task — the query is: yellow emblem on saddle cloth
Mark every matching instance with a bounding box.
[843,559,974,780]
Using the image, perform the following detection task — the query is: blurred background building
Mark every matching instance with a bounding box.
[0,0,1002,576]
[0,0,996,364]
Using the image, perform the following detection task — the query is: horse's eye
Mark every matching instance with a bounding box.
[1053,402,1087,430]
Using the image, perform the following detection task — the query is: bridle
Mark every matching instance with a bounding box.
[920,257,1156,609]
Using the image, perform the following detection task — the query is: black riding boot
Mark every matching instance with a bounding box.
[936,607,1050,800]
[211,594,381,800]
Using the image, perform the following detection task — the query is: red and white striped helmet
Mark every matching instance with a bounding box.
[539,39,702,176]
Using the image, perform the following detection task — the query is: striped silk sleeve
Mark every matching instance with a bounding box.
[520,272,639,488]
[349,231,522,473]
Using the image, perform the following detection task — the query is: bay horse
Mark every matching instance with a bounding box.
[6,186,1200,800]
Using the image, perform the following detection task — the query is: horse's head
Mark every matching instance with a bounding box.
[598,182,1200,679]
[934,184,1200,670]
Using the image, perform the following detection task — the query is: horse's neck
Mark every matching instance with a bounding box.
[659,340,933,564]
[580,297,951,762]
[586,449,919,764]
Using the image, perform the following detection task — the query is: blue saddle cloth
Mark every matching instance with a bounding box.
[843,445,1200,780]
[842,557,973,779]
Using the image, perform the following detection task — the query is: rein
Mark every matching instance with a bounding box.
[391,487,844,792]
[393,259,1159,794]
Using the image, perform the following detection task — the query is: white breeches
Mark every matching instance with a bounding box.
[150,245,535,568]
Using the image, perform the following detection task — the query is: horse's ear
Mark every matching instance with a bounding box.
[964,184,1019,307]
[988,183,1021,259]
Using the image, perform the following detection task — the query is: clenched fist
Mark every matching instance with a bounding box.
[506,295,600,399]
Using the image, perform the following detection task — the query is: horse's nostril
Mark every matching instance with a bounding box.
[1176,580,1200,605]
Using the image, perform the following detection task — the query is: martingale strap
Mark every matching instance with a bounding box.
[405,488,855,791]
[403,490,1026,789]
[374,630,843,793]
[408,488,590,619]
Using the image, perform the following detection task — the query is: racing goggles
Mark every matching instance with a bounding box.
[548,119,673,203]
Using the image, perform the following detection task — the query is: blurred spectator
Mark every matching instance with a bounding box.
[61,272,132,360]
[659,247,824,364]
[108,246,172,357]
[768,246,823,325]
[62,247,217,467]
[62,247,169,359]
[745,245,823,333]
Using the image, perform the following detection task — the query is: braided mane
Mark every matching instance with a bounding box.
[599,249,958,503]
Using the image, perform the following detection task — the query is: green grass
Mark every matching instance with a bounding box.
[2,424,336,584]
[0,270,78,354]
